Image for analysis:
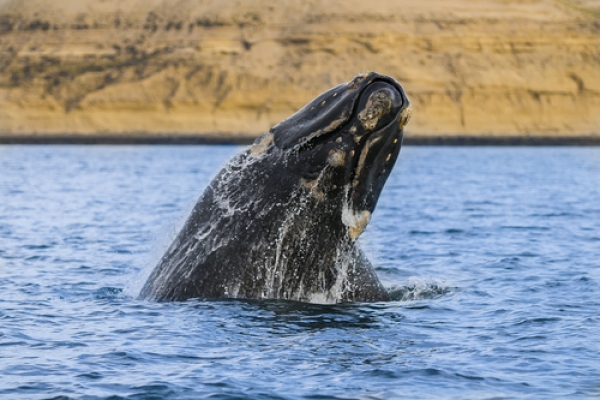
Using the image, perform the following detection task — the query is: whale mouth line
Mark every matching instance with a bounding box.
[347,112,401,193]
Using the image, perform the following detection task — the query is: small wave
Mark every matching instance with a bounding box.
[530,212,583,218]
[94,286,124,300]
[409,230,435,235]
[513,317,561,326]
[388,277,451,301]
[22,244,55,250]
[499,225,550,231]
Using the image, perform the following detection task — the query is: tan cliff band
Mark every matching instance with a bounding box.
[0,0,599,140]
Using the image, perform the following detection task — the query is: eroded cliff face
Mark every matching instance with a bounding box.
[0,0,599,138]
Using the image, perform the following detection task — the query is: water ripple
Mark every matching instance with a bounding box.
[0,146,599,399]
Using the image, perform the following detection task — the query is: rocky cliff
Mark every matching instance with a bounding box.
[0,0,599,139]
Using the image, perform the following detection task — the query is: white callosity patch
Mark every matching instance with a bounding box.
[300,149,345,200]
[295,113,349,149]
[358,90,392,131]
[341,188,371,241]
[352,134,383,189]
[300,175,326,200]
[250,133,274,157]
[323,114,348,133]
[347,71,374,89]
[327,149,346,167]
[342,207,371,241]
[398,103,413,130]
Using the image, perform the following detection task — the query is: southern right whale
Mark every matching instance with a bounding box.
[139,71,412,303]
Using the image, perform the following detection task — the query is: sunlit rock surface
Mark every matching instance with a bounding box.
[0,0,599,138]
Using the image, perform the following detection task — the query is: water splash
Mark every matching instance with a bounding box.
[388,277,450,301]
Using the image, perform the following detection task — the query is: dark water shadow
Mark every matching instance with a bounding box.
[184,298,394,333]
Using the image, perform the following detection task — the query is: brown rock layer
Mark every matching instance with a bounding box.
[0,0,599,139]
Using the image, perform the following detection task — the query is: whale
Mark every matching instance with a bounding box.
[139,71,412,303]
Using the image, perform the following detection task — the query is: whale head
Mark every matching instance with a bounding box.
[254,71,412,240]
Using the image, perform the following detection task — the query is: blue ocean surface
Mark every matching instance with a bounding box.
[0,145,599,399]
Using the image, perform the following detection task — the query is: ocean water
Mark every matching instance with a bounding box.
[0,145,599,399]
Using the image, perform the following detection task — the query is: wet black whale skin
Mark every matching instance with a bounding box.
[139,72,411,303]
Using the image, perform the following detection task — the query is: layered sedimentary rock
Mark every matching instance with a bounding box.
[0,0,599,138]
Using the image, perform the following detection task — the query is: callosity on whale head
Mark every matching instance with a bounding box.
[139,72,412,303]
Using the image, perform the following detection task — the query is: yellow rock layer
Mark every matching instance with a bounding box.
[0,0,599,138]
